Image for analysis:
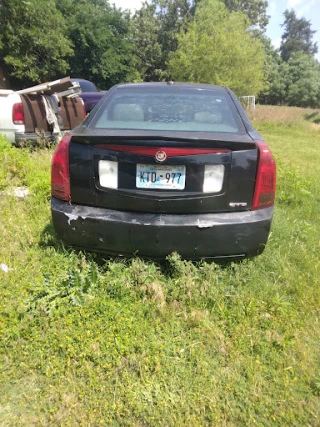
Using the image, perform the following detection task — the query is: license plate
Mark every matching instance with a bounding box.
[136,164,186,190]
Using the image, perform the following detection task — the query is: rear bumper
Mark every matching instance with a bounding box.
[15,131,52,144]
[51,197,274,260]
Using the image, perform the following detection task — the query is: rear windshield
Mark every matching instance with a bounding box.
[92,86,242,133]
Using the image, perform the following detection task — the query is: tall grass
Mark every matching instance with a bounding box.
[0,107,319,426]
[248,104,320,127]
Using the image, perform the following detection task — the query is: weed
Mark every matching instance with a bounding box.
[26,261,100,314]
[276,159,312,206]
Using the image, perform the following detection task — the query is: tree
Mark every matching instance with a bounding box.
[286,53,320,108]
[0,0,72,88]
[167,0,266,96]
[131,2,163,81]
[258,48,320,108]
[132,0,198,81]
[56,0,138,89]
[259,57,290,105]
[258,38,290,105]
[221,0,269,31]
[280,9,318,62]
[155,0,196,61]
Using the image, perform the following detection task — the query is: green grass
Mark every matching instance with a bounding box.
[0,109,319,426]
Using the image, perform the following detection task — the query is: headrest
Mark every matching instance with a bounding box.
[194,111,223,124]
[113,104,144,121]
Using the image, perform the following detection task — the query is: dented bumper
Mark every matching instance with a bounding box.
[51,197,274,260]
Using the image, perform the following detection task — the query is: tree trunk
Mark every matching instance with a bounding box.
[0,63,11,89]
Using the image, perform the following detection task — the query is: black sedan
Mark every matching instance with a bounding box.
[51,82,276,260]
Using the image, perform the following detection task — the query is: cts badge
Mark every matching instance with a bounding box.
[155,151,167,162]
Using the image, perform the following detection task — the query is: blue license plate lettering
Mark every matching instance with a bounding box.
[136,164,186,190]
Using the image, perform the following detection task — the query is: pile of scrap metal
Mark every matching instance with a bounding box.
[0,77,86,144]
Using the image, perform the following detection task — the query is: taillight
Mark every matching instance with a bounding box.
[51,134,72,201]
[12,103,24,125]
[252,140,276,210]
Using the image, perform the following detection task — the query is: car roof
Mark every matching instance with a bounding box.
[70,78,92,83]
[114,82,227,91]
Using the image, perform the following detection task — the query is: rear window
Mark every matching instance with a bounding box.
[92,85,241,133]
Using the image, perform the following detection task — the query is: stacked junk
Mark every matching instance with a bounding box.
[16,77,84,143]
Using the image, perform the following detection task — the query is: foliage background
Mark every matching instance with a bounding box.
[167,0,265,95]
[0,0,319,106]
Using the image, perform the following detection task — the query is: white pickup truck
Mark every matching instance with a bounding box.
[0,77,85,144]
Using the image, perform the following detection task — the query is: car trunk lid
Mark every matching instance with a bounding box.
[68,132,258,214]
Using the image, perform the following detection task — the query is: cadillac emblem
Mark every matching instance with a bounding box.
[155,151,167,162]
